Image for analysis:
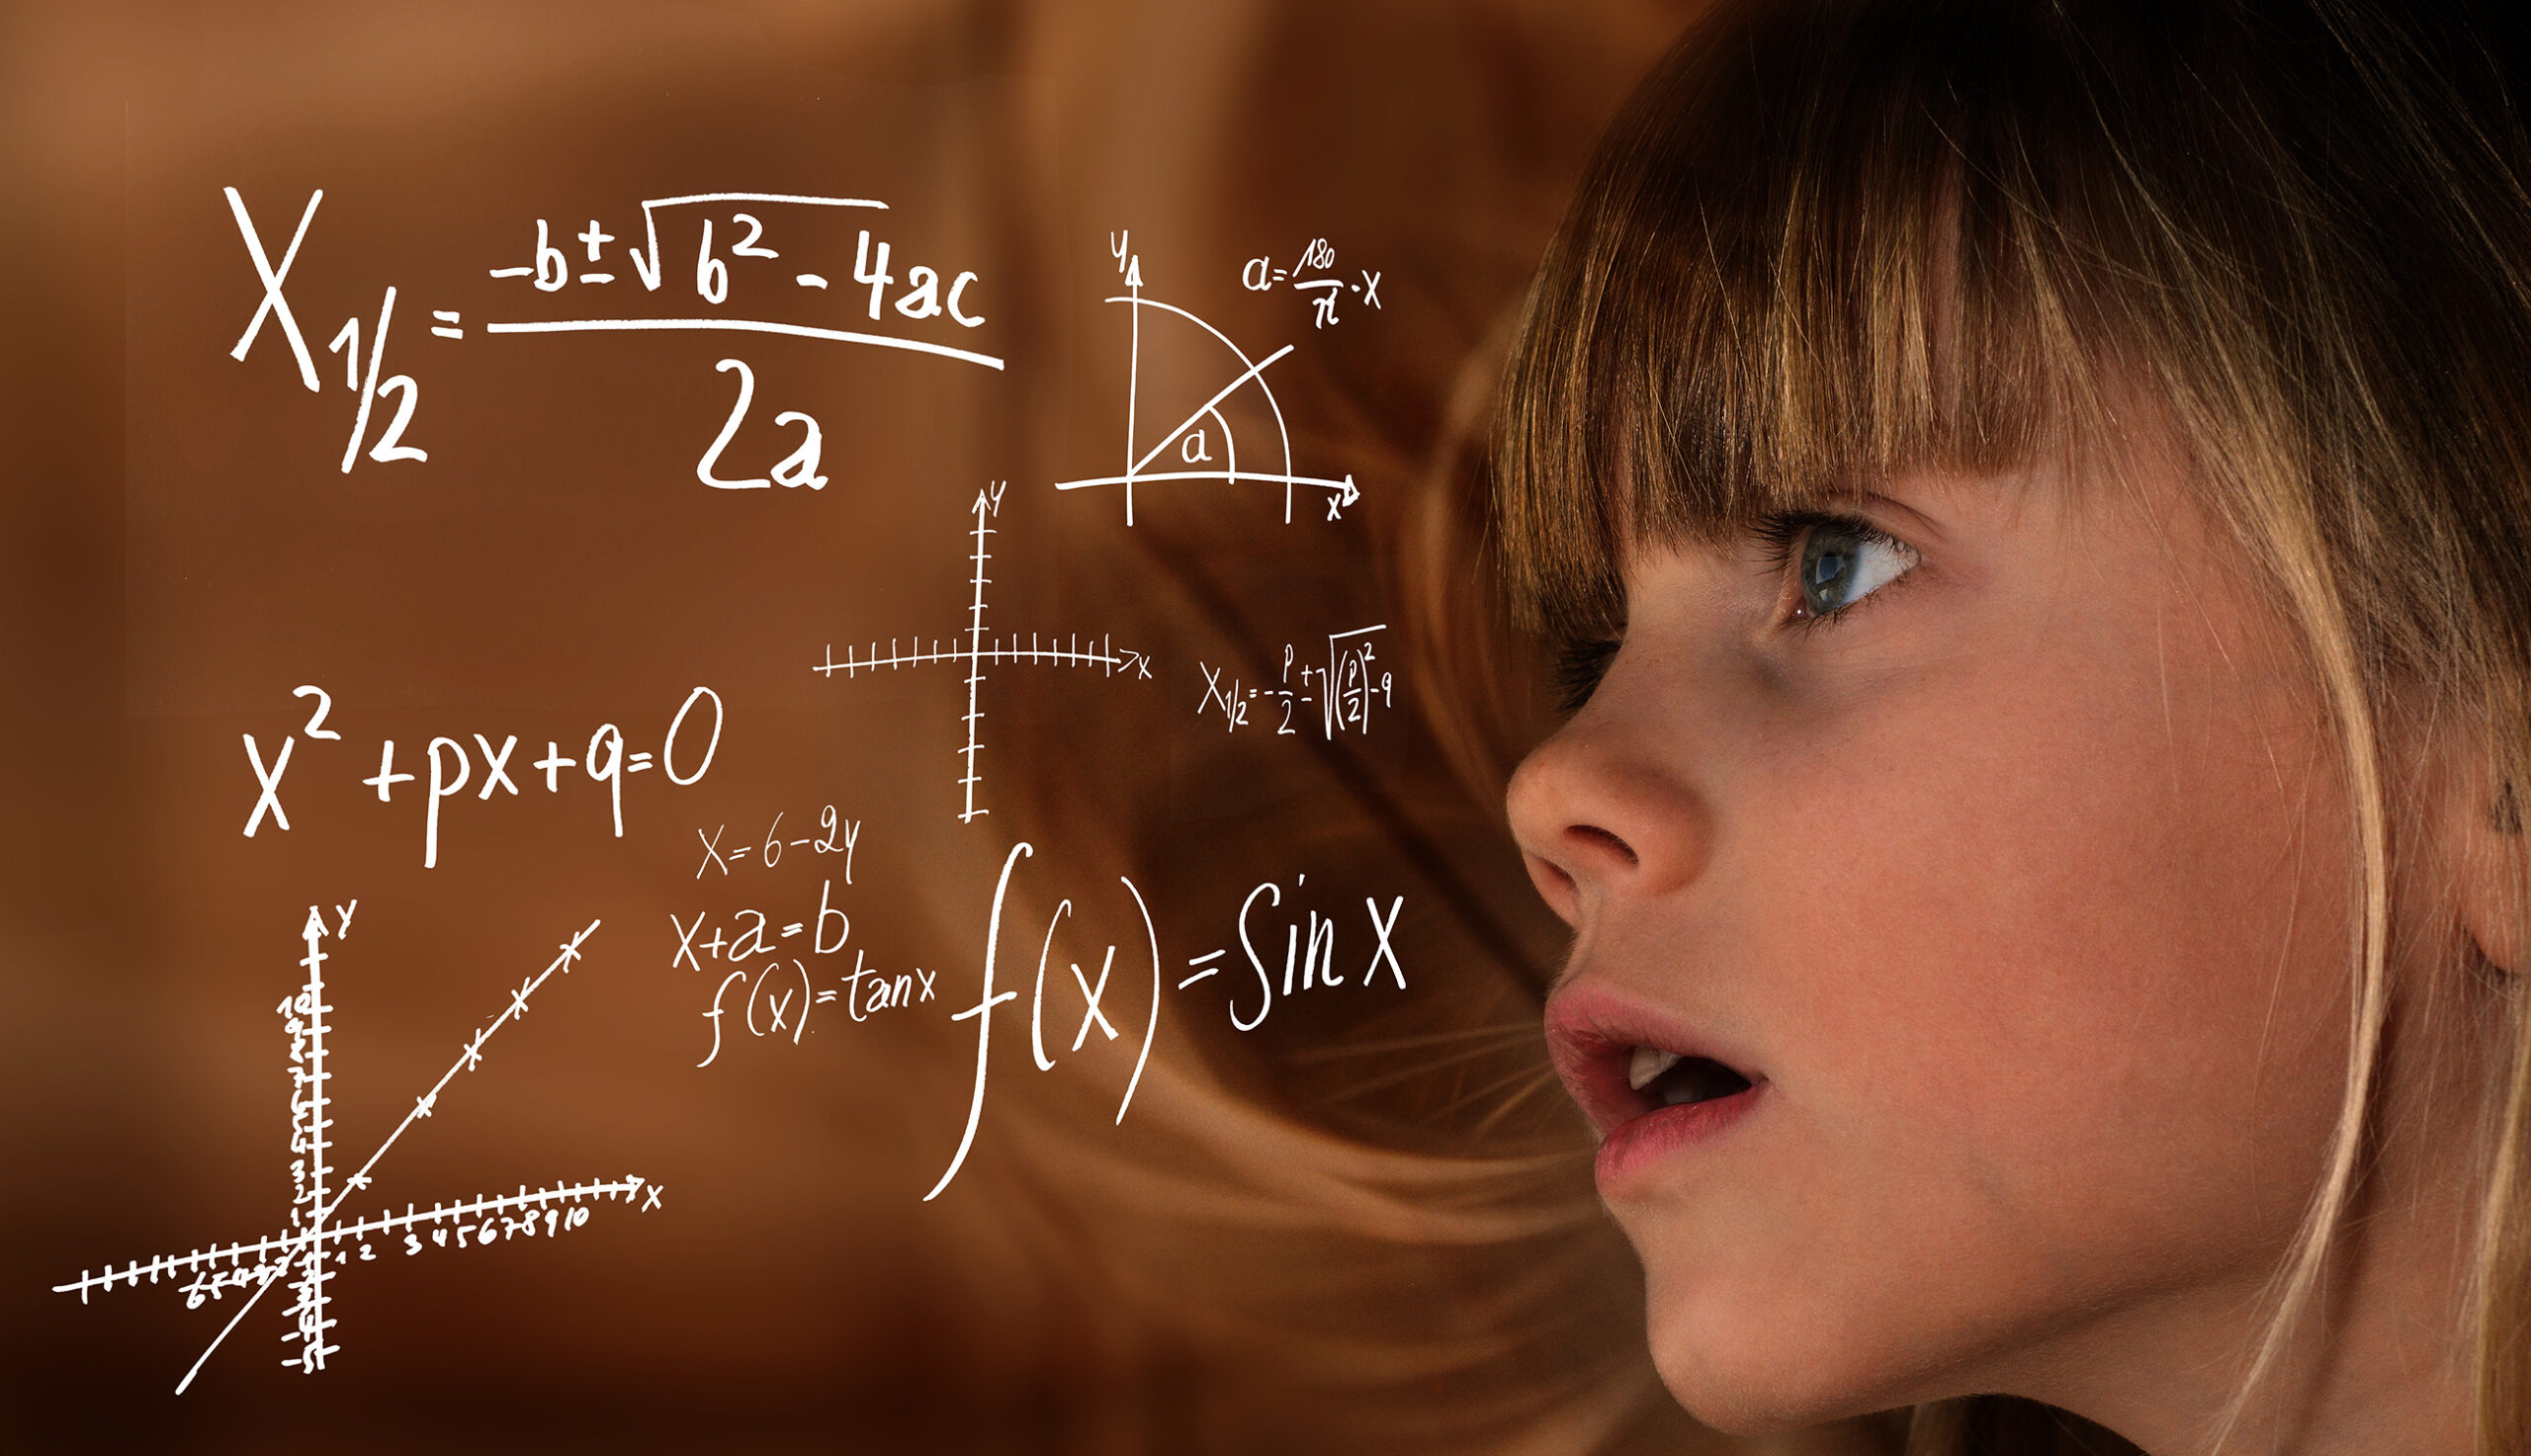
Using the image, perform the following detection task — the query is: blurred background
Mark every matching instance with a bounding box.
[0,3,1894,1451]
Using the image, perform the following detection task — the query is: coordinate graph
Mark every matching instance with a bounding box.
[813,481,1153,822]
[1051,235,1360,525]
[51,909,656,1393]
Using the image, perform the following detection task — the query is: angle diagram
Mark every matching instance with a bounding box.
[1050,245,1360,526]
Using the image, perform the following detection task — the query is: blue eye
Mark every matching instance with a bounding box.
[1789,517,1916,619]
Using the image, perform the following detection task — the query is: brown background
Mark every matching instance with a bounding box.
[0,4,1888,1453]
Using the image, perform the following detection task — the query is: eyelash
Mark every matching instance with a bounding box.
[1550,510,1912,714]
[1552,635,1620,715]
[1750,509,1912,633]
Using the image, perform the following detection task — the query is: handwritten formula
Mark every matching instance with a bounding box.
[241,685,724,867]
[1197,625,1397,739]
[1240,235,1384,329]
[222,187,1000,486]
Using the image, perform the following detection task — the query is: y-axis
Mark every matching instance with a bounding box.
[1123,255,1142,527]
[958,483,1004,823]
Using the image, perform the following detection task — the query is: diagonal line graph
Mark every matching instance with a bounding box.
[50,911,656,1393]
[813,480,1152,823]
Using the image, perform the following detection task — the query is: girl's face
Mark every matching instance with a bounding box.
[1510,453,2366,1431]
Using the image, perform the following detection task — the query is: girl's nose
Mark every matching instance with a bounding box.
[1505,714,1709,925]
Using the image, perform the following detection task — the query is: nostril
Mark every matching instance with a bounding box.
[1523,854,1580,923]
[1567,823,1639,869]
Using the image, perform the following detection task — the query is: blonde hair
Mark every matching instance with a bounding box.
[1491,0,2531,1449]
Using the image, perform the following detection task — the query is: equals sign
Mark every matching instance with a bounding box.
[430,310,463,339]
[729,846,749,859]
[782,923,806,938]
[1178,949,1226,989]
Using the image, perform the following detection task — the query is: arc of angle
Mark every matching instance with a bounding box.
[1097,295,1301,522]
[1208,404,1238,489]
[481,318,1004,372]
[171,918,601,1395]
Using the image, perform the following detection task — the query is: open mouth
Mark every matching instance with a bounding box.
[1586,1041,1764,1185]
[1626,1047,1754,1108]
[1542,987,1766,1184]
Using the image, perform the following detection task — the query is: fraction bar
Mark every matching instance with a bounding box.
[482,317,1004,371]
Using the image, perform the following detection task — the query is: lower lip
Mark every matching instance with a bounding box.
[1593,1083,1763,1190]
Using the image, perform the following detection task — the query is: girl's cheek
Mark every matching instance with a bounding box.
[1741,531,2347,1184]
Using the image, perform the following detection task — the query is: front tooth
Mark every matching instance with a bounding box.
[1628,1046,1683,1092]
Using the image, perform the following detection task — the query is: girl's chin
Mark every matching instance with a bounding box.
[1628,1234,1942,1437]
[1641,1312,1914,1439]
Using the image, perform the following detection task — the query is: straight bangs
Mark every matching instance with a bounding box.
[1495,0,2135,641]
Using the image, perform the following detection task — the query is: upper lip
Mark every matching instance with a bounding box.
[1543,981,1762,1137]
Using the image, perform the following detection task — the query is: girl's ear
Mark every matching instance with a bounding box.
[2451,754,2528,979]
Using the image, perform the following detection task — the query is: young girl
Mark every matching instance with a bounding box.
[1491,1,2531,1451]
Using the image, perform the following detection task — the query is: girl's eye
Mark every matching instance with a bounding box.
[1783,516,1918,622]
